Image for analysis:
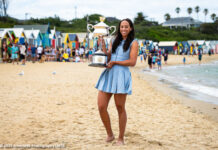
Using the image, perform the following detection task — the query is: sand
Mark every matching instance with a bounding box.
[0,54,218,150]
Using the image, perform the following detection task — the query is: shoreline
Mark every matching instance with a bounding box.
[134,54,218,122]
[137,72,218,122]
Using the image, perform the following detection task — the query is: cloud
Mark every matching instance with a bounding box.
[7,0,218,22]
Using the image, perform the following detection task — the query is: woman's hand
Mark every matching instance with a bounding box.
[106,61,116,68]
[97,36,106,47]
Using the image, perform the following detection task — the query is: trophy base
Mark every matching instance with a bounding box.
[88,63,107,68]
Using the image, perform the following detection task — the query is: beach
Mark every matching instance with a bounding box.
[0,55,218,150]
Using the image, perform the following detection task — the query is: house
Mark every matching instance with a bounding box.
[0,29,12,60]
[14,24,51,47]
[50,30,56,48]
[56,31,63,48]
[24,30,35,46]
[0,29,12,46]
[2,28,26,44]
[63,33,79,49]
[162,17,202,28]
[74,33,87,47]
[181,41,190,53]
[32,30,42,47]
[158,41,177,53]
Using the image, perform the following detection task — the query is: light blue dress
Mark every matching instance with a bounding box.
[95,39,136,95]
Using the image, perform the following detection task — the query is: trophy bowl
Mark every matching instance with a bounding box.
[88,50,107,67]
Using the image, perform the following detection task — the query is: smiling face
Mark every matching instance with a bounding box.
[120,20,132,39]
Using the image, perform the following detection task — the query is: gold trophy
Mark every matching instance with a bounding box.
[88,17,116,67]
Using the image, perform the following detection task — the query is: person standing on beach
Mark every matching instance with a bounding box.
[198,48,202,65]
[19,43,26,65]
[183,56,186,65]
[148,53,152,69]
[143,49,147,63]
[7,44,12,63]
[95,18,138,145]
[157,55,162,70]
[31,45,37,63]
[164,51,168,64]
[2,42,7,63]
[11,43,19,65]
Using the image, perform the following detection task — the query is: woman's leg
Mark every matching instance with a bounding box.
[97,91,114,141]
[114,94,127,144]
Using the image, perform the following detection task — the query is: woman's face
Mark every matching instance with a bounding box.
[120,20,132,39]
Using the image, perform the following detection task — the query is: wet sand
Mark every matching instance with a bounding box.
[0,54,218,149]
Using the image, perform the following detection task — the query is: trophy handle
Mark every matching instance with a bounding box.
[87,24,94,33]
[109,26,116,36]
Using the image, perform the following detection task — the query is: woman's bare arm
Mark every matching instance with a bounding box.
[107,41,138,68]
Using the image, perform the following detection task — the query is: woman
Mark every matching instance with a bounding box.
[95,18,138,145]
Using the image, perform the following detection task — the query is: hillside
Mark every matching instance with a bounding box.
[1,14,218,41]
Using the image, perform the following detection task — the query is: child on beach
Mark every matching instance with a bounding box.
[157,55,162,70]
[183,55,186,65]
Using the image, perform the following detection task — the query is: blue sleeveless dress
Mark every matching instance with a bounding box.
[95,39,136,95]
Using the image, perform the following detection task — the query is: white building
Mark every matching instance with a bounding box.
[162,17,202,28]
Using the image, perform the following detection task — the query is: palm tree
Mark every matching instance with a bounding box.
[211,13,216,22]
[195,6,200,20]
[134,12,145,24]
[187,7,192,17]
[175,7,180,17]
[164,13,171,21]
[203,8,209,22]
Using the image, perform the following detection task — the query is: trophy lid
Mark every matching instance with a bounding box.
[94,17,109,28]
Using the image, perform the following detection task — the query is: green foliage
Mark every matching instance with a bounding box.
[1,14,218,41]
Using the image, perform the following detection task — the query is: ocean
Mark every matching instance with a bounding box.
[143,61,218,105]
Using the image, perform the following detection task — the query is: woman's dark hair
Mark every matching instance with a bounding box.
[112,18,135,53]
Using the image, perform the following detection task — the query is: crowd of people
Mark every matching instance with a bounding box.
[139,48,168,70]
[1,41,95,65]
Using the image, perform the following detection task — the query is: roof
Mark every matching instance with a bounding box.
[56,31,62,37]
[73,32,87,42]
[162,17,202,27]
[68,34,78,41]
[0,29,12,38]
[195,40,205,45]
[0,28,25,38]
[24,30,35,39]
[14,25,50,34]
[188,40,205,46]
[32,30,41,38]
[159,41,177,46]
[181,41,189,45]
[49,30,56,39]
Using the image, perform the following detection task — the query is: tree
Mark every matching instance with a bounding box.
[203,8,208,22]
[211,13,216,22]
[164,13,171,21]
[0,0,9,16]
[175,7,180,17]
[187,7,192,17]
[195,6,200,20]
[134,12,146,24]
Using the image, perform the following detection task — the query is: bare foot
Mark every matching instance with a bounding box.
[105,135,115,142]
[113,140,125,146]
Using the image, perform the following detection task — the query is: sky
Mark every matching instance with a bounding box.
[7,0,218,23]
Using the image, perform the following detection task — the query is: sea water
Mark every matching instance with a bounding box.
[143,61,218,105]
